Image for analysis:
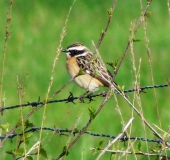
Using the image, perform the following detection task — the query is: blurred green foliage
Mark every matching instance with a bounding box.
[0,0,170,159]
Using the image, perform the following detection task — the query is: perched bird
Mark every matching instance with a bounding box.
[62,42,118,92]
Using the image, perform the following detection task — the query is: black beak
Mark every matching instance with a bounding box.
[61,49,67,52]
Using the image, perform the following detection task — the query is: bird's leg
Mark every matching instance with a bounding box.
[100,91,107,97]
[86,92,95,103]
[79,90,89,103]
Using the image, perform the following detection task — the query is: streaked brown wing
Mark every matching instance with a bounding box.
[76,53,113,86]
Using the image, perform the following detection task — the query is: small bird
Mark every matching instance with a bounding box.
[62,42,118,92]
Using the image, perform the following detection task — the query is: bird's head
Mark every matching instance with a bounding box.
[62,42,90,58]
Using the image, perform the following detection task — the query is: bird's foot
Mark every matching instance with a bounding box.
[78,91,89,103]
[86,93,95,103]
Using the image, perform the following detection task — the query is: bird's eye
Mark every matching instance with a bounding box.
[69,49,78,54]
[69,49,83,57]
[73,49,78,53]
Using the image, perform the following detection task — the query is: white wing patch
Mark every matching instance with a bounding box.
[85,70,91,74]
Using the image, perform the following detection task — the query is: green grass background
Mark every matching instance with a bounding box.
[0,0,170,159]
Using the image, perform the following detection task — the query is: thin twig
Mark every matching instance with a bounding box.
[111,81,163,141]
[113,1,152,79]
[0,0,77,148]
[91,148,170,159]
[96,117,134,160]
[0,0,14,105]
[96,0,117,50]
[50,0,77,99]
[50,76,76,99]
[55,88,111,160]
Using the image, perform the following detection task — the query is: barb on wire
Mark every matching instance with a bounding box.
[0,126,163,144]
[0,83,169,113]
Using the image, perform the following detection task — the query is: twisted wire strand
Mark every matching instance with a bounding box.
[1,83,169,112]
[0,127,163,144]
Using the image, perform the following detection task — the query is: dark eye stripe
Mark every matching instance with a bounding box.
[69,49,85,57]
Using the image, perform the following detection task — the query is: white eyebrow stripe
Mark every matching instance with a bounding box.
[69,46,85,51]
[75,52,88,57]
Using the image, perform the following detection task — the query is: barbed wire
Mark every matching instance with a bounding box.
[0,126,163,144]
[0,83,169,114]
